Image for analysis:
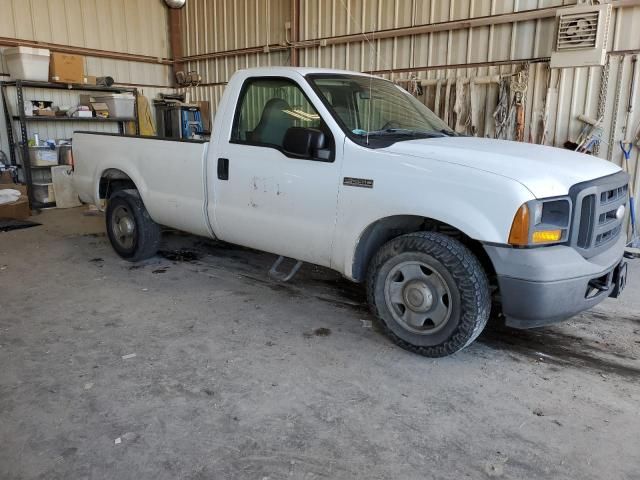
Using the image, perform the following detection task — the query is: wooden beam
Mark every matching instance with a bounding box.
[0,37,171,65]
[168,7,185,83]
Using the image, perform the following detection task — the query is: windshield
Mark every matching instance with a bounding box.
[307,74,456,147]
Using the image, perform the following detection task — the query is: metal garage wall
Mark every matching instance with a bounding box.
[0,0,173,156]
[178,1,640,154]
[294,0,640,212]
[177,0,291,117]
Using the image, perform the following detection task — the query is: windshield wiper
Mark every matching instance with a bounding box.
[438,129,458,137]
[358,128,447,138]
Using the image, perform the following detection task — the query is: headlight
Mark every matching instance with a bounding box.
[508,197,572,246]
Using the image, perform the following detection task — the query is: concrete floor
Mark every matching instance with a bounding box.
[1,207,639,480]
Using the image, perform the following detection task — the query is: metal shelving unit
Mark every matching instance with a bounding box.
[0,80,139,209]
[11,115,137,122]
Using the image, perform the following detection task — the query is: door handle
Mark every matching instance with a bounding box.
[217,158,229,180]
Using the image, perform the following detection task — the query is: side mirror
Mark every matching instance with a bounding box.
[283,127,326,159]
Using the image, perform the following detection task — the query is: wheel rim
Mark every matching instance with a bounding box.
[111,205,136,250]
[384,260,452,335]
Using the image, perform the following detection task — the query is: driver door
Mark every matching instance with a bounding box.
[212,76,342,267]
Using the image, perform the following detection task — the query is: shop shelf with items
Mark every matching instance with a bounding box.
[0,80,139,209]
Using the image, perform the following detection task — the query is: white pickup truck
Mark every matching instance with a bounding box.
[73,67,630,357]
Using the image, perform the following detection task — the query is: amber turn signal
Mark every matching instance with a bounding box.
[508,204,530,246]
[532,229,562,243]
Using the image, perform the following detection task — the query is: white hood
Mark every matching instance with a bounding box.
[386,137,620,198]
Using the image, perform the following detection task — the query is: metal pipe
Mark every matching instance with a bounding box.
[290,0,301,66]
[365,57,550,75]
[395,75,501,86]
[627,55,638,115]
[316,6,559,47]
[608,56,626,161]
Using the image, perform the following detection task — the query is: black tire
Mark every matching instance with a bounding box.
[106,189,161,262]
[366,232,490,357]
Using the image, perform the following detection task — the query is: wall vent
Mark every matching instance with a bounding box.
[550,4,611,68]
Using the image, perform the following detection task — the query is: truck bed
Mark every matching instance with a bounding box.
[72,131,212,238]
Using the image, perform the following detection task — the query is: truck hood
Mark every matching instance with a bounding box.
[385,137,620,198]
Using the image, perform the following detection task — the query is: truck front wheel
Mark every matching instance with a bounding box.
[367,232,490,357]
[106,190,161,262]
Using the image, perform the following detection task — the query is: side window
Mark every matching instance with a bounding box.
[231,78,322,149]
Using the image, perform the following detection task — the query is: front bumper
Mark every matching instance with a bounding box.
[484,235,627,329]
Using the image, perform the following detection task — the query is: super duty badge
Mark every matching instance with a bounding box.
[344,177,374,188]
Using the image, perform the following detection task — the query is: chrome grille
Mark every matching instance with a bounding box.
[570,172,629,258]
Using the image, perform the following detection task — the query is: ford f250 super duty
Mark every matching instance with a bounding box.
[72,67,630,357]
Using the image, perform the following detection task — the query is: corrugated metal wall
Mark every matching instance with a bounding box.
[178,0,291,114]
[178,0,640,162]
[0,0,170,71]
[0,0,173,156]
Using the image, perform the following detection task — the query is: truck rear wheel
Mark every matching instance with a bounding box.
[106,190,161,262]
[366,232,490,357]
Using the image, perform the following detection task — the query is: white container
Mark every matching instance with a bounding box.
[18,146,58,167]
[92,93,135,119]
[3,46,50,82]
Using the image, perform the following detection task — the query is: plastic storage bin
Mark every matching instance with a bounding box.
[3,47,50,81]
[92,93,135,118]
[18,146,58,167]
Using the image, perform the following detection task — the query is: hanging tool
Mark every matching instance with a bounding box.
[453,77,467,134]
[621,55,639,248]
[469,79,478,136]
[493,78,512,140]
[572,114,603,153]
[620,141,638,247]
[511,69,528,142]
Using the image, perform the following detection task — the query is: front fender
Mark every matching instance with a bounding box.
[332,142,536,280]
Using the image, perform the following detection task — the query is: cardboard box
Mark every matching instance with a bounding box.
[0,184,30,219]
[0,171,15,184]
[0,197,30,219]
[79,94,92,107]
[90,102,109,118]
[83,75,97,85]
[74,110,93,118]
[49,52,84,84]
[34,109,56,117]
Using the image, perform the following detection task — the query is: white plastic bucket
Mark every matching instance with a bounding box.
[93,93,135,119]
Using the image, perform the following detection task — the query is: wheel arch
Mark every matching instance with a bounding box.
[98,168,141,200]
[350,215,497,284]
